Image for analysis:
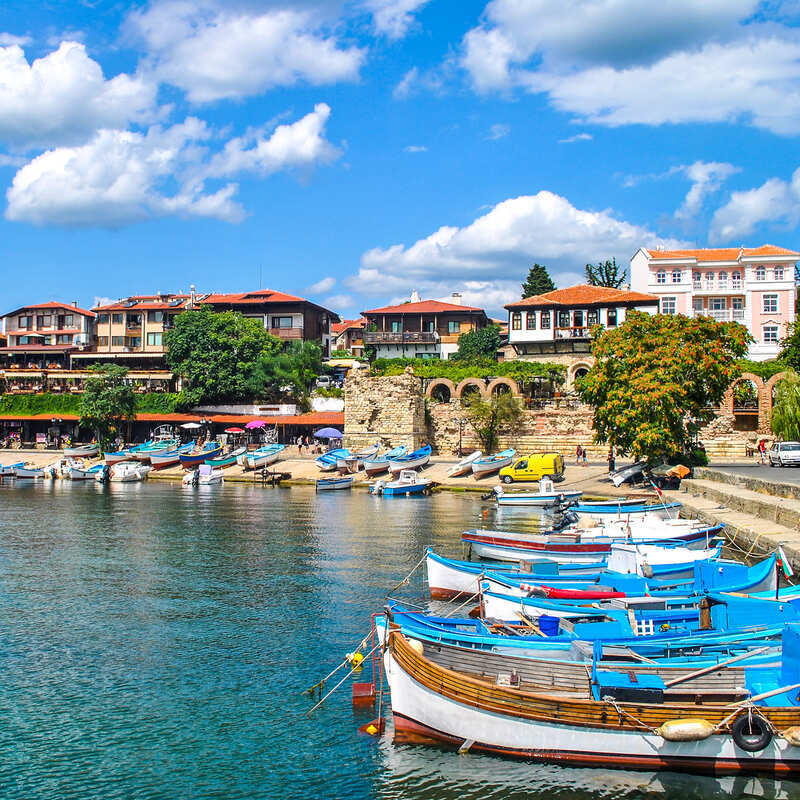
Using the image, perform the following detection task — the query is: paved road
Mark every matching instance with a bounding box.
[711,462,800,485]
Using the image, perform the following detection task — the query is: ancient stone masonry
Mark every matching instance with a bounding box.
[343,373,427,450]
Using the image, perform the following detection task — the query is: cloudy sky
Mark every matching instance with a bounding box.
[1,1,799,318]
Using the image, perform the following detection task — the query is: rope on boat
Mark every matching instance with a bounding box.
[302,631,372,698]
[385,552,428,598]
[602,697,659,734]
[442,589,482,618]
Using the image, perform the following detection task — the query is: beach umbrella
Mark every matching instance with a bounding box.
[314,427,343,439]
[181,422,202,429]
[225,427,245,433]
[245,420,268,430]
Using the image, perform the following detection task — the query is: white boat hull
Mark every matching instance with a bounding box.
[496,490,582,506]
[389,454,430,475]
[64,445,99,457]
[426,553,486,600]
[471,456,513,477]
[446,451,482,477]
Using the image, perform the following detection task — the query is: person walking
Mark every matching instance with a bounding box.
[758,439,767,465]
[582,446,588,465]
[575,444,583,466]
[607,448,615,473]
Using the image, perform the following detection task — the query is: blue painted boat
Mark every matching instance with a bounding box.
[207,445,248,468]
[179,441,223,469]
[316,447,350,472]
[238,443,285,470]
[316,475,353,491]
[150,442,195,470]
[471,448,515,478]
[364,446,407,476]
[575,499,681,520]
[371,469,432,496]
[389,444,431,475]
[0,461,25,476]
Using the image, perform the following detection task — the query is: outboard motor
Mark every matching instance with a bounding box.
[95,465,110,484]
[182,469,199,487]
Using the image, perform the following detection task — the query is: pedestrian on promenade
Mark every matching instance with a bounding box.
[758,439,767,464]
[575,444,582,466]
[607,448,615,473]
[296,435,303,454]
[582,447,588,465]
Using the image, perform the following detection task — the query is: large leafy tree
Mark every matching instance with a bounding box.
[463,392,524,453]
[453,325,502,362]
[249,340,324,404]
[772,372,800,441]
[79,364,136,446]
[521,264,556,298]
[577,311,751,462]
[164,307,281,404]
[779,318,800,371]
[585,257,626,288]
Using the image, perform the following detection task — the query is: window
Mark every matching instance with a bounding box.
[97,336,108,347]
[112,313,123,325]
[656,270,666,284]
[36,315,52,328]
[732,297,744,310]
[704,272,714,288]
[390,320,402,333]
[557,310,570,329]
[127,336,141,348]
[607,308,617,326]
[775,266,785,280]
[272,316,293,329]
[763,294,778,313]
[671,270,681,283]
[511,312,522,330]
[56,334,73,344]
[540,311,551,329]
[587,309,599,326]
[422,320,434,332]
[448,320,461,334]
[573,310,584,327]
[18,335,34,344]
[147,310,164,323]
[112,336,125,346]
[692,272,701,288]
[710,298,726,311]
[764,325,779,343]
[18,315,31,329]
[525,312,536,330]
[98,313,109,324]
[147,332,163,346]
[732,271,742,288]
[661,297,676,315]
[756,266,766,281]
[126,314,141,327]
[63,314,73,327]
[692,298,704,313]
[717,271,728,289]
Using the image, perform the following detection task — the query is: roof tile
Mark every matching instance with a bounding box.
[505,284,659,309]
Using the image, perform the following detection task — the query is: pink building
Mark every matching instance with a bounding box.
[630,245,799,360]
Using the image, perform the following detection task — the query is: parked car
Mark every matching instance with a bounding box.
[315,375,334,389]
[769,441,800,467]
[499,453,564,484]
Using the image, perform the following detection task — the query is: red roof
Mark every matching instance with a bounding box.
[363,299,486,315]
[505,284,659,310]
[0,411,344,426]
[200,289,308,305]
[0,344,78,352]
[645,245,800,262]
[94,295,192,311]
[332,318,365,335]
[4,301,94,318]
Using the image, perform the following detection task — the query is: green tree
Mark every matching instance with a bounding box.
[585,257,626,288]
[772,372,800,441]
[577,311,751,462]
[463,392,524,453]
[453,325,502,361]
[521,263,556,298]
[164,306,281,404]
[249,340,324,405]
[78,364,136,447]
[779,318,800,372]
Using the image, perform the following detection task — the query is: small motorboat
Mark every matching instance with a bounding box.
[609,460,648,487]
[0,461,25,477]
[107,462,151,482]
[238,443,286,470]
[337,443,380,473]
[67,463,106,480]
[207,445,247,469]
[43,457,83,478]
[15,465,45,479]
[132,438,181,463]
[316,448,350,472]
[183,464,224,486]
[446,451,482,477]
[389,445,431,475]
[63,443,100,457]
[471,448,515,478]
[574,499,681,521]
[364,446,407,476]
[371,469,432,496]
[179,442,223,469]
[104,449,132,465]
[150,442,195,470]
[493,478,582,507]
[316,475,354,491]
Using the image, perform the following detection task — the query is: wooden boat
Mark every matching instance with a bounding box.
[610,459,648,487]
[108,462,150,482]
[104,449,132,465]
[15,466,45,478]
[66,463,105,480]
[337,442,380,473]
[132,438,180,463]
[384,627,800,776]
[316,475,353,491]
[183,464,224,485]
[238,443,285,470]
[150,442,195,470]
[0,461,25,476]
[446,451,482,477]
[389,445,431,475]
[179,442,223,469]
[493,485,582,507]
[315,448,350,472]
[206,445,247,468]
[575,499,681,521]
[462,519,724,563]
[371,469,432,496]
[63,443,99,457]
[364,446,407,476]
[471,448,515,478]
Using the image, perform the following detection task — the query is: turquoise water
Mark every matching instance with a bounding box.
[0,480,795,799]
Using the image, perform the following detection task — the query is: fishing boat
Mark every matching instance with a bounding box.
[0,461,25,476]
[446,451,482,477]
[383,624,800,775]
[178,442,223,469]
[389,445,431,475]
[492,483,582,507]
[66,463,106,480]
[238,443,286,470]
[575,498,681,521]
[103,449,132,465]
[462,518,724,563]
[471,448,515,478]
[609,459,648,487]
[182,464,224,486]
[206,445,247,469]
[364,446,407,476]
[149,442,195,470]
[15,466,45,479]
[63,443,99,457]
[132,438,181,463]
[316,448,350,472]
[316,475,354,491]
[107,462,150,482]
[371,469,432,496]
[337,443,380,473]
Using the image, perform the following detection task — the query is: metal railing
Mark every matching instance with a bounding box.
[554,326,590,339]
[269,327,303,339]
[362,331,438,344]
[692,309,746,322]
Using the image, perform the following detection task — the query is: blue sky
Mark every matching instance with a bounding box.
[1,1,800,320]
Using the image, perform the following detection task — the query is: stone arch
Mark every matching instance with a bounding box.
[568,362,592,389]
[426,378,455,403]
[767,371,793,407]
[456,378,487,404]
[486,377,521,397]
[730,372,766,433]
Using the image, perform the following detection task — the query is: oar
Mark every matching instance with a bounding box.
[663,645,773,688]
[727,682,800,707]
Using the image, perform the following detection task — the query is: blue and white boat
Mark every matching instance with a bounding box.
[0,461,25,476]
[389,444,431,475]
[316,448,350,472]
[492,485,582,507]
[66,463,106,480]
[471,448,515,478]
[575,498,681,521]
[150,442,195,470]
[316,475,353,491]
[178,441,223,469]
[364,445,407,476]
[371,469,432,496]
[238,443,285,470]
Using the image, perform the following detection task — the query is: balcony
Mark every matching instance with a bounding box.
[554,327,590,340]
[363,331,438,344]
[269,327,303,339]
[691,280,743,294]
[692,309,746,322]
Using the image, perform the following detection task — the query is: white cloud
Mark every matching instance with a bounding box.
[205,103,340,177]
[393,67,418,99]
[306,276,336,293]
[403,144,427,152]
[363,0,430,39]
[129,2,364,103]
[487,123,510,140]
[349,191,684,295]
[93,296,117,309]
[0,33,31,47]
[710,167,800,242]
[0,41,157,149]
[323,293,353,310]
[559,132,592,143]
[0,153,25,167]
[675,161,740,220]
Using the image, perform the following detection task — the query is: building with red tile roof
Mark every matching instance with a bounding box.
[332,318,366,356]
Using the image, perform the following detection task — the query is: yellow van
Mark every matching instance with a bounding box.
[499,453,564,484]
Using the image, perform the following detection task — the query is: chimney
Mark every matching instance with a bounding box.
[73,300,78,307]
[190,284,196,308]
[410,289,421,303]
[450,292,462,305]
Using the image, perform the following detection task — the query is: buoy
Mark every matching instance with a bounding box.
[366,724,377,735]
[408,639,424,656]
[482,509,488,517]
[346,651,365,668]
[657,718,715,742]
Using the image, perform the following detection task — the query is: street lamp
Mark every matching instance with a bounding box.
[452,416,468,457]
